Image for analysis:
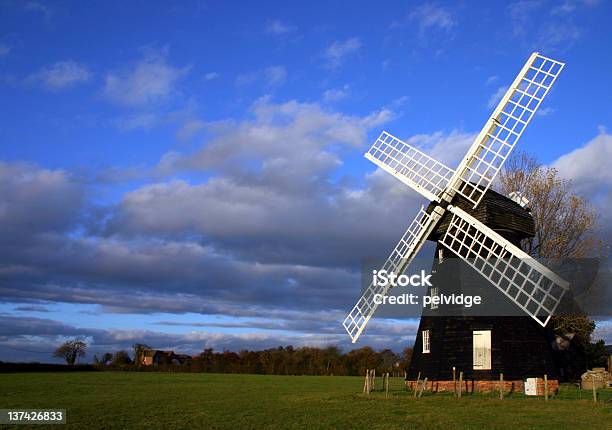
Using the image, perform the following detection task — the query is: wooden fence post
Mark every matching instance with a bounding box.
[453,367,456,398]
[363,370,367,394]
[458,372,463,398]
[418,377,428,398]
[592,374,597,403]
[500,373,504,400]
[414,372,421,398]
[385,373,389,398]
[373,369,376,391]
[544,374,548,401]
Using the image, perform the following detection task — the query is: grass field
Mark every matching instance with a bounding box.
[1,372,611,429]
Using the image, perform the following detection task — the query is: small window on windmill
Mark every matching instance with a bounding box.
[430,287,439,310]
[473,330,491,370]
[422,330,431,354]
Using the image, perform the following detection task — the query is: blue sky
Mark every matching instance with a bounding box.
[1,0,611,362]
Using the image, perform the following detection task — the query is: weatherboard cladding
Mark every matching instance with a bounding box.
[408,190,558,381]
[406,315,560,381]
[426,188,536,242]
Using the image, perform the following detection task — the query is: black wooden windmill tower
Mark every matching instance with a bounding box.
[343,52,568,392]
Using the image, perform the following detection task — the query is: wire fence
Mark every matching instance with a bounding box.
[362,374,612,403]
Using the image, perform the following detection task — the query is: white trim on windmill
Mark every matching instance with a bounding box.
[429,287,439,310]
[509,191,530,208]
[343,52,568,343]
[441,205,569,326]
[422,330,431,354]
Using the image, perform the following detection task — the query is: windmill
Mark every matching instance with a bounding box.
[343,52,569,391]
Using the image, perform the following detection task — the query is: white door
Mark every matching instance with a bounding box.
[473,330,491,370]
[524,378,537,395]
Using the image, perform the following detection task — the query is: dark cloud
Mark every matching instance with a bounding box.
[2,98,609,360]
[13,305,49,312]
[0,313,419,362]
[0,161,84,243]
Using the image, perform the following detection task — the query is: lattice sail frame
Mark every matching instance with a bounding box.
[365,131,455,202]
[343,206,444,343]
[440,206,569,326]
[448,53,565,207]
[344,52,566,342]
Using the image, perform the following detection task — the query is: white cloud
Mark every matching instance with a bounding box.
[537,21,581,52]
[323,85,350,102]
[405,130,476,167]
[265,20,297,35]
[536,106,555,117]
[552,131,612,192]
[390,96,409,108]
[175,119,206,141]
[19,116,604,354]
[160,98,397,175]
[103,99,417,288]
[552,0,601,15]
[487,85,508,109]
[507,0,589,51]
[236,66,287,88]
[264,66,287,87]
[323,38,361,69]
[507,0,544,36]
[409,3,455,34]
[102,52,189,106]
[485,75,498,86]
[204,72,219,81]
[26,60,91,90]
[552,0,576,15]
[235,72,257,86]
[362,108,396,128]
[114,113,160,131]
[551,130,612,241]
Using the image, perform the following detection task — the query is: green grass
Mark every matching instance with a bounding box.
[1,372,611,429]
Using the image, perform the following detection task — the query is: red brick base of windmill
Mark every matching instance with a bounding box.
[405,378,559,396]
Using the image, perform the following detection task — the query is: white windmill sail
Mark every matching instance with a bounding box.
[344,52,566,342]
[343,206,445,343]
[440,205,569,327]
[365,131,455,202]
[447,53,565,208]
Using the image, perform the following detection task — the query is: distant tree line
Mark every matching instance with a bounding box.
[30,335,612,379]
[188,346,412,376]
[46,336,610,380]
[88,344,413,376]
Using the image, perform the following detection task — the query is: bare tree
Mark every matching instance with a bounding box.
[498,151,598,259]
[497,151,599,345]
[53,339,87,365]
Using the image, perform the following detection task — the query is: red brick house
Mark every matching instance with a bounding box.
[140,349,192,366]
